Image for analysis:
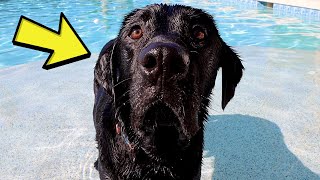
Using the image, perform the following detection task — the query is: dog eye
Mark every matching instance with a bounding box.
[129,26,143,39]
[192,26,205,40]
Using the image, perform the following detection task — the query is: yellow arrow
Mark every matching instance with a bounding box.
[12,13,91,70]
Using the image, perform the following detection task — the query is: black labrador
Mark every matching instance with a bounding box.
[93,4,243,180]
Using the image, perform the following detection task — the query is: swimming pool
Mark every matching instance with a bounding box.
[0,0,320,68]
[1,1,320,179]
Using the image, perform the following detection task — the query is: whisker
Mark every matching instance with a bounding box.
[190,50,199,54]
[115,90,130,105]
[113,77,132,88]
[114,99,130,120]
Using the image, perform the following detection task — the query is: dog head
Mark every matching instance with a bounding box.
[94,4,243,159]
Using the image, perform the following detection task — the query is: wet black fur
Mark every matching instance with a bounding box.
[93,4,244,180]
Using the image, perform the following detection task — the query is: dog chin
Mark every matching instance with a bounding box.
[135,103,192,156]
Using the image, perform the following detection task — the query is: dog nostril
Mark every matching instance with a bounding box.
[143,55,157,70]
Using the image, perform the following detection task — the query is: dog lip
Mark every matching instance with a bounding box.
[142,102,180,127]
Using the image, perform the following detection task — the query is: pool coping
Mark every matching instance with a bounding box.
[257,0,320,11]
[220,0,320,22]
[257,0,320,22]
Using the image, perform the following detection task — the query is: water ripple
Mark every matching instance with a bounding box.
[1,0,320,67]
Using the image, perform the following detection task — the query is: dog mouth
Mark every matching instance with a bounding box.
[143,103,179,128]
[139,103,190,156]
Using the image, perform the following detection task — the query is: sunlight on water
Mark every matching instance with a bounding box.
[0,0,319,67]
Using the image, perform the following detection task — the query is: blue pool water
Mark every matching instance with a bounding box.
[0,0,320,67]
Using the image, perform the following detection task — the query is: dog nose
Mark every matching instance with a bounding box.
[138,42,189,82]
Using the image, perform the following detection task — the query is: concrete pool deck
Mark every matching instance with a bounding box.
[0,46,320,179]
[258,0,320,10]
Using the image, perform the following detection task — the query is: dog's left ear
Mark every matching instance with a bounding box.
[218,40,244,110]
[94,39,117,96]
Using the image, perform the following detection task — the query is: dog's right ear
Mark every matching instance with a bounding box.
[218,40,244,110]
[94,39,116,96]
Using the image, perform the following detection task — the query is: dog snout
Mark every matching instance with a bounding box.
[138,42,189,82]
